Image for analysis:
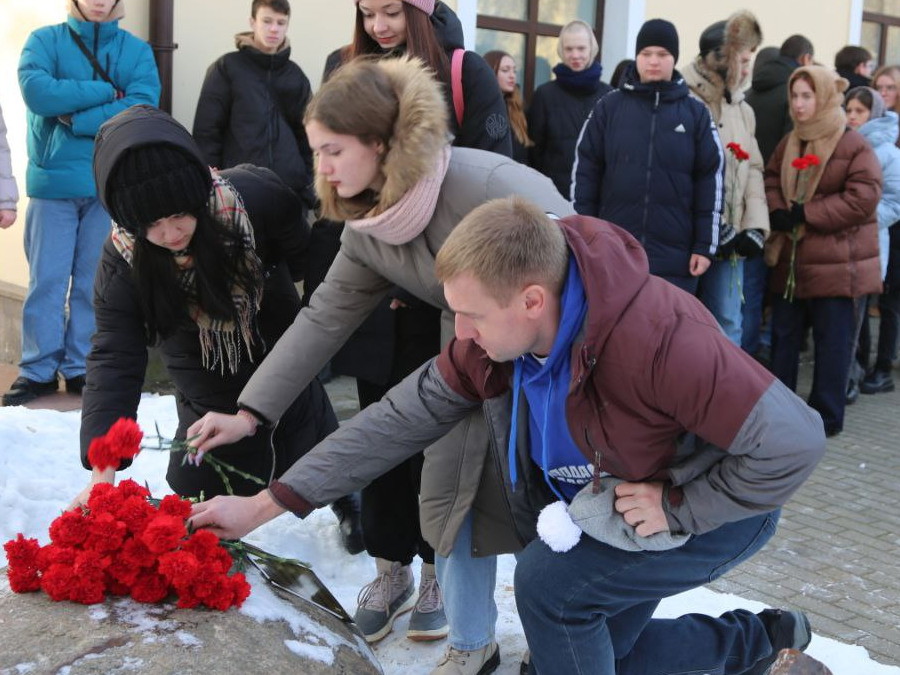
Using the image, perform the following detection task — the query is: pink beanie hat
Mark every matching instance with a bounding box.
[354,0,435,16]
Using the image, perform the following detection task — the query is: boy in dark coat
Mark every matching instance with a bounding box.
[192,0,315,207]
[572,19,724,294]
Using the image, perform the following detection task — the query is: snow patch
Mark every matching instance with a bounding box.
[284,640,335,665]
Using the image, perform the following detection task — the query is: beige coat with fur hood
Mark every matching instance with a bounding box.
[238,58,573,556]
[683,11,769,239]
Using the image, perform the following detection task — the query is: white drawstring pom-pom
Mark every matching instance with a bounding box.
[536,500,582,552]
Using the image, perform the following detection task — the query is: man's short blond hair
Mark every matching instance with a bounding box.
[435,196,569,306]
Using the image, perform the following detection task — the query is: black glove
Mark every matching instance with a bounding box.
[734,229,765,259]
[717,237,738,258]
[769,209,794,232]
[716,222,738,258]
[790,202,806,224]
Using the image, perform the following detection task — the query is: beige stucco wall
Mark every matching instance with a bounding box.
[644,0,857,72]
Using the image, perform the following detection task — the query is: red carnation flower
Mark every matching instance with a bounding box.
[726,142,750,161]
[791,157,809,170]
[181,530,220,559]
[804,153,820,166]
[107,551,142,587]
[158,550,200,591]
[87,437,120,471]
[106,578,131,596]
[8,568,42,593]
[48,509,90,547]
[69,577,106,605]
[105,418,143,459]
[84,512,127,553]
[158,494,192,520]
[87,482,125,515]
[117,478,150,500]
[4,533,40,568]
[40,564,75,602]
[130,569,169,603]
[141,514,187,554]
[117,495,157,535]
[36,543,77,573]
[229,572,251,608]
[203,575,236,611]
[120,537,157,569]
[176,586,203,609]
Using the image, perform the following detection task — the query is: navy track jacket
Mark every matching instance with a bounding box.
[572,66,724,281]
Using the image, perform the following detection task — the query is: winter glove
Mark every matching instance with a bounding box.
[734,229,766,259]
[716,222,738,258]
[790,202,806,224]
[769,209,795,232]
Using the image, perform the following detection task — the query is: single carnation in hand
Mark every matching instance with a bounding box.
[87,437,119,471]
[105,418,144,460]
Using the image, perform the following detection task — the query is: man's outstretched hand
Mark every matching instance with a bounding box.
[189,490,287,540]
[613,481,668,537]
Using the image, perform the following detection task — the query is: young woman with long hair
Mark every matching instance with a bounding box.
[765,67,882,437]
[69,105,362,553]
[483,50,533,164]
[186,57,571,670]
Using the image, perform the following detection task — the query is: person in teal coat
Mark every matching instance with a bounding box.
[3,0,160,407]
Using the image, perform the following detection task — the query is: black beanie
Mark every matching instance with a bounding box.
[635,18,679,62]
[107,144,212,233]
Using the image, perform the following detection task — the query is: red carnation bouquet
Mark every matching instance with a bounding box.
[725,142,751,300]
[783,154,821,302]
[3,419,251,610]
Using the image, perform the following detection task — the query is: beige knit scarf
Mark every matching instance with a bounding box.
[346,145,451,245]
[112,173,263,375]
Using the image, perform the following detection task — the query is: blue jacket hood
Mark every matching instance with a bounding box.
[859,111,900,148]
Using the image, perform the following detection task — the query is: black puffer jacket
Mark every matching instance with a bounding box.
[745,55,797,164]
[83,108,336,498]
[192,34,315,206]
[528,76,612,197]
[430,1,512,156]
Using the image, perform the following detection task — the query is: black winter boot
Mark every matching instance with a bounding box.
[331,492,365,555]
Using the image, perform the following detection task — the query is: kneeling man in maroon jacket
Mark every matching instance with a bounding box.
[191,196,827,675]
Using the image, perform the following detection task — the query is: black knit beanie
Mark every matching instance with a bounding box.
[699,20,727,57]
[635,18,679,62]
[107,144,212,233]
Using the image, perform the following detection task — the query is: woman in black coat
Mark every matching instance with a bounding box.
[71,105,360,551]
[528,20,612,198]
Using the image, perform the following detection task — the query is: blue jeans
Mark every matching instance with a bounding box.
[741,257,770,355]
[435,512,498,651]
[698,258,744,346]
[516,511,780,675]
[20,197,110,381]
[770,295,854,434]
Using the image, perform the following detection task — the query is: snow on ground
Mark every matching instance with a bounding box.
[1,395,897,675]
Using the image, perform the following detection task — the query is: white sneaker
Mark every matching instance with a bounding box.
[429,642,500,675]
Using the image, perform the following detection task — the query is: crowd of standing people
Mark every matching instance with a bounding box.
[0,0,892,674]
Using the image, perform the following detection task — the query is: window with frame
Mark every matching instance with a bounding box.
[863,0,900,66]
[474,0,604,104]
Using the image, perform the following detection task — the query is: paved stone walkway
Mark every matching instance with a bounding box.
[323,353,900,668]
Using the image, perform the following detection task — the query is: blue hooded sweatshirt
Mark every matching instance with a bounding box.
[509,254,592,501]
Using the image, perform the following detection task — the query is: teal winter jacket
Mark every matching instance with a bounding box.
[18,15,160,199]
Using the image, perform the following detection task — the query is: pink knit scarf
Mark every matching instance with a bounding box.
[346,146,451,245]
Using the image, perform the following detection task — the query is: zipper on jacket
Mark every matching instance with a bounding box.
[584,428,603,494]
[266,69,275,168]
[92,23,100,81]
[482,405,528,547]
[639,90,661,247]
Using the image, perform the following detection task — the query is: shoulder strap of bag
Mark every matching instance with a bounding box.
[451,48,465,129]
[66,25,117,88]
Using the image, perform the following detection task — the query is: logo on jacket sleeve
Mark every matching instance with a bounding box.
[486,113,509,140]
[674,123,686,133]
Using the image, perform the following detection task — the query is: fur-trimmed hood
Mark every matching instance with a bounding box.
[696,10,762,94]
[316,57,449,222]
[68,0,125,22]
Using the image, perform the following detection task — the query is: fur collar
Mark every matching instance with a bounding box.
[317,56,449,222]
[699,10,762,93]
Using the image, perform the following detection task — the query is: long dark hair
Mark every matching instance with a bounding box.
[349,3,450,83]
[483,50,533,147]
[130,209,260,343]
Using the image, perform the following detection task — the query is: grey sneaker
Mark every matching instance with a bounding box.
[353,558,415,643]
[407,562,448,641]
[430,642,500,675]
